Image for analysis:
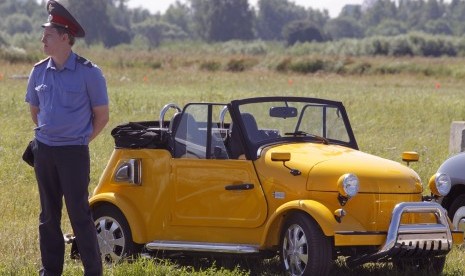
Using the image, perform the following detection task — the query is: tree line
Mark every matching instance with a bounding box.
[1,0,465,50]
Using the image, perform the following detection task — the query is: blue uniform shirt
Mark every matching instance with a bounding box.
[25,52,108,146]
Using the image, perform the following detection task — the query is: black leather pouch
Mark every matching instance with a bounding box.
[22,140,34,167]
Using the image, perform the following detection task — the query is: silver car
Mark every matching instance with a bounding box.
[435,152,465,233]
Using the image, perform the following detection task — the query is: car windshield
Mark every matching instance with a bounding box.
[237,100,352,146]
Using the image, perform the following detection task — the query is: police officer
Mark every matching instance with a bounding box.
[25,1,108,275]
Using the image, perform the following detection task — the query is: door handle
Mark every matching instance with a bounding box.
[225,184,254,191]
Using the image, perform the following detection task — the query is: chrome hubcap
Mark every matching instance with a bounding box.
[283,224,308,276]
[95,216,126,263]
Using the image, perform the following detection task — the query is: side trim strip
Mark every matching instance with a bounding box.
[146,241,259,254]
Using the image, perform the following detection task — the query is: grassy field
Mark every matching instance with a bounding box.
[1,51,465,275]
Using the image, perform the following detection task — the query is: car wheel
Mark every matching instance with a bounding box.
[448,194,465,232]
[93,204,140,263]
[394,255,446,274]
[280,213,332,276]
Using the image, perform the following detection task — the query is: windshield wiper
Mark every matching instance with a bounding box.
[284,131,329,145]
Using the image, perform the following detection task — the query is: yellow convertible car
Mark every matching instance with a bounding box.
[73,97,462,275]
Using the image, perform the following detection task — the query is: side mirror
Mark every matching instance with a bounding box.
[271,152,300,176]
[271,152,291,162]
[402,151,419,166]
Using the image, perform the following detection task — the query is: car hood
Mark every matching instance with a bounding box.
[264,143,422,194]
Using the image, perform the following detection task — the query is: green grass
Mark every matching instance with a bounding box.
[1,54,464,275]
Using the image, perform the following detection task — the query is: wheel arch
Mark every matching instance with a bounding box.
[90,193,148,244]
[442,183,465,210]
[260,200,338,248]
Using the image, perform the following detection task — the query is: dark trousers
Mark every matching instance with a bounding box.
[33,140,102,276]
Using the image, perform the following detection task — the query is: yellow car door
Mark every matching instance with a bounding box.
[171,158,268,228]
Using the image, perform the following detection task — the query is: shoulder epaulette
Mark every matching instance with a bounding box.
[34,57,50,67]
[75,55,94,68]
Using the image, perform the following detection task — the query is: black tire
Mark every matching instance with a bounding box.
[447,194,465,223]
[394,255,446,274]
[280,213,332,276]
[92,204,141,263]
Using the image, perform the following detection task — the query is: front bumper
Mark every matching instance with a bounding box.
[344,202,459,267]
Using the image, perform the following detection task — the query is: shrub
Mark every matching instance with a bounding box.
[0,46,36,64]
[454,37,465,56]
[389,35,413,56]
[286,42,323,56]
[364,36,390,56]
[347,61,372,75]
[9,33,38,50]
[373,63,404,75]
[226,57,258,72]
[276,57,292,72]
[0,31,8,47]
[200,60,222,71]
[408,32,457,57]
[221,40,268,55]
[147,61,162,70]
[289,58,325,74]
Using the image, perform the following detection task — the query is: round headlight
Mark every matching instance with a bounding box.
[338,173,360,198]
[428,173,451,197]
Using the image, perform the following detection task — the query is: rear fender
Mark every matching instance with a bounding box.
[90,193,147,244]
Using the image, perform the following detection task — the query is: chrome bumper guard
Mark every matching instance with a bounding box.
[347,202,453,267]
